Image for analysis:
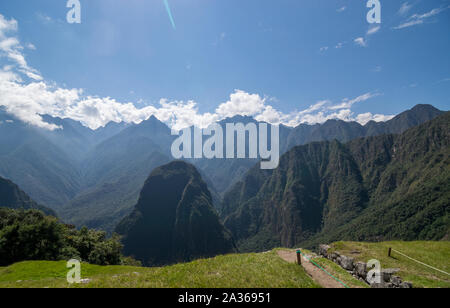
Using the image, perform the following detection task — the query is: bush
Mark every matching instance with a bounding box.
[0,208,124,266]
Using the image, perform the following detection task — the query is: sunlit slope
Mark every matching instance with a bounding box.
[0,250,319,288]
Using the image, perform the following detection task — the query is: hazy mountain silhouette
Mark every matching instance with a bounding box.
[116,161,235,266]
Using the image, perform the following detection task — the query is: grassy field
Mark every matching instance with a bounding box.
[328,241,450,288]
[0,250,320,288]
[1,241,448,288]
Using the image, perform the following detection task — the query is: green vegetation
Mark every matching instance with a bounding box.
[223,112,450,251]
[116,161,235,266]
[0,208,126,267]
[0,250,319,288]
[329,241,450,288]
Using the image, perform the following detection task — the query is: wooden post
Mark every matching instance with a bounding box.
[296,250,302,265]
[388,247,392,257]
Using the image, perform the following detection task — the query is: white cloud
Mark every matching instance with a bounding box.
[212,32,226,47]
[216,90,266,119]
[356,113,395,125]
[36,13,53,24]
[0,14,17,32]
[26,43,36,50]
[0,14,42,81]
[393,19,424,29]
[319,46,329,53]
[372,66,382,73]
[354,37,367,47]
[337,6,346,13]
[367,26,381,35]
[0,13,394,131]
[335,42,344,49]
[394,6,449,29]
[328,92,380,110]
[399,2,413,16]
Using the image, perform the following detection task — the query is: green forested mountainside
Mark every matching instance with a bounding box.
[222,112,450,251]
[0,176,55,216]
[116,161,235,266]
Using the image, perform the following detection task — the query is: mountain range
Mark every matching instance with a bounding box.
[222,111,449,251]
[0,104,445,232]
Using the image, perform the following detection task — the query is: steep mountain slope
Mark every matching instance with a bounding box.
[116,161,235,266]
[59,116,174,231]
[0,110,82,208]
[81,115,173,188]
[222,112,450,251]
[38,115,129,164]
[0,177,55,216]
[61,151,170,231]
[191,115,292,195]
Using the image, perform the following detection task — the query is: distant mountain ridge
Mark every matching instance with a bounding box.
[284,104,444,149]
[0,104,445,232]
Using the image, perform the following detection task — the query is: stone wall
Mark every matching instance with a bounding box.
[319,245,413,288]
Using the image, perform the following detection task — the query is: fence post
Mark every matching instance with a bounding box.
[296,250,302,265]
[388,247,392,257]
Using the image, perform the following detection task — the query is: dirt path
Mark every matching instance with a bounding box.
[277,250,345,288]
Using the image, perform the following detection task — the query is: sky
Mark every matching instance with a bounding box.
[0,0,449,130]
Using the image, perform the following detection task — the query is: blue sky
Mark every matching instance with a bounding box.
[0,0,449,130]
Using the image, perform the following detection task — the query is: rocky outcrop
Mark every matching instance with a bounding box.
[319,244,413,288]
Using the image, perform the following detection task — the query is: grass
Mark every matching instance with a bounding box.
[0,250,320,288]
[298,248,369,288]
[2,241,447,288]
[329,241,450,288]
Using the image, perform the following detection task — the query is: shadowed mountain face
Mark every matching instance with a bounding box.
[0,177,55,216]
[222,112,450,251]
[116,161,235,266]
[0,104,445,232]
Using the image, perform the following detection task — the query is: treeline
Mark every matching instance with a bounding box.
[0,208,140,267]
